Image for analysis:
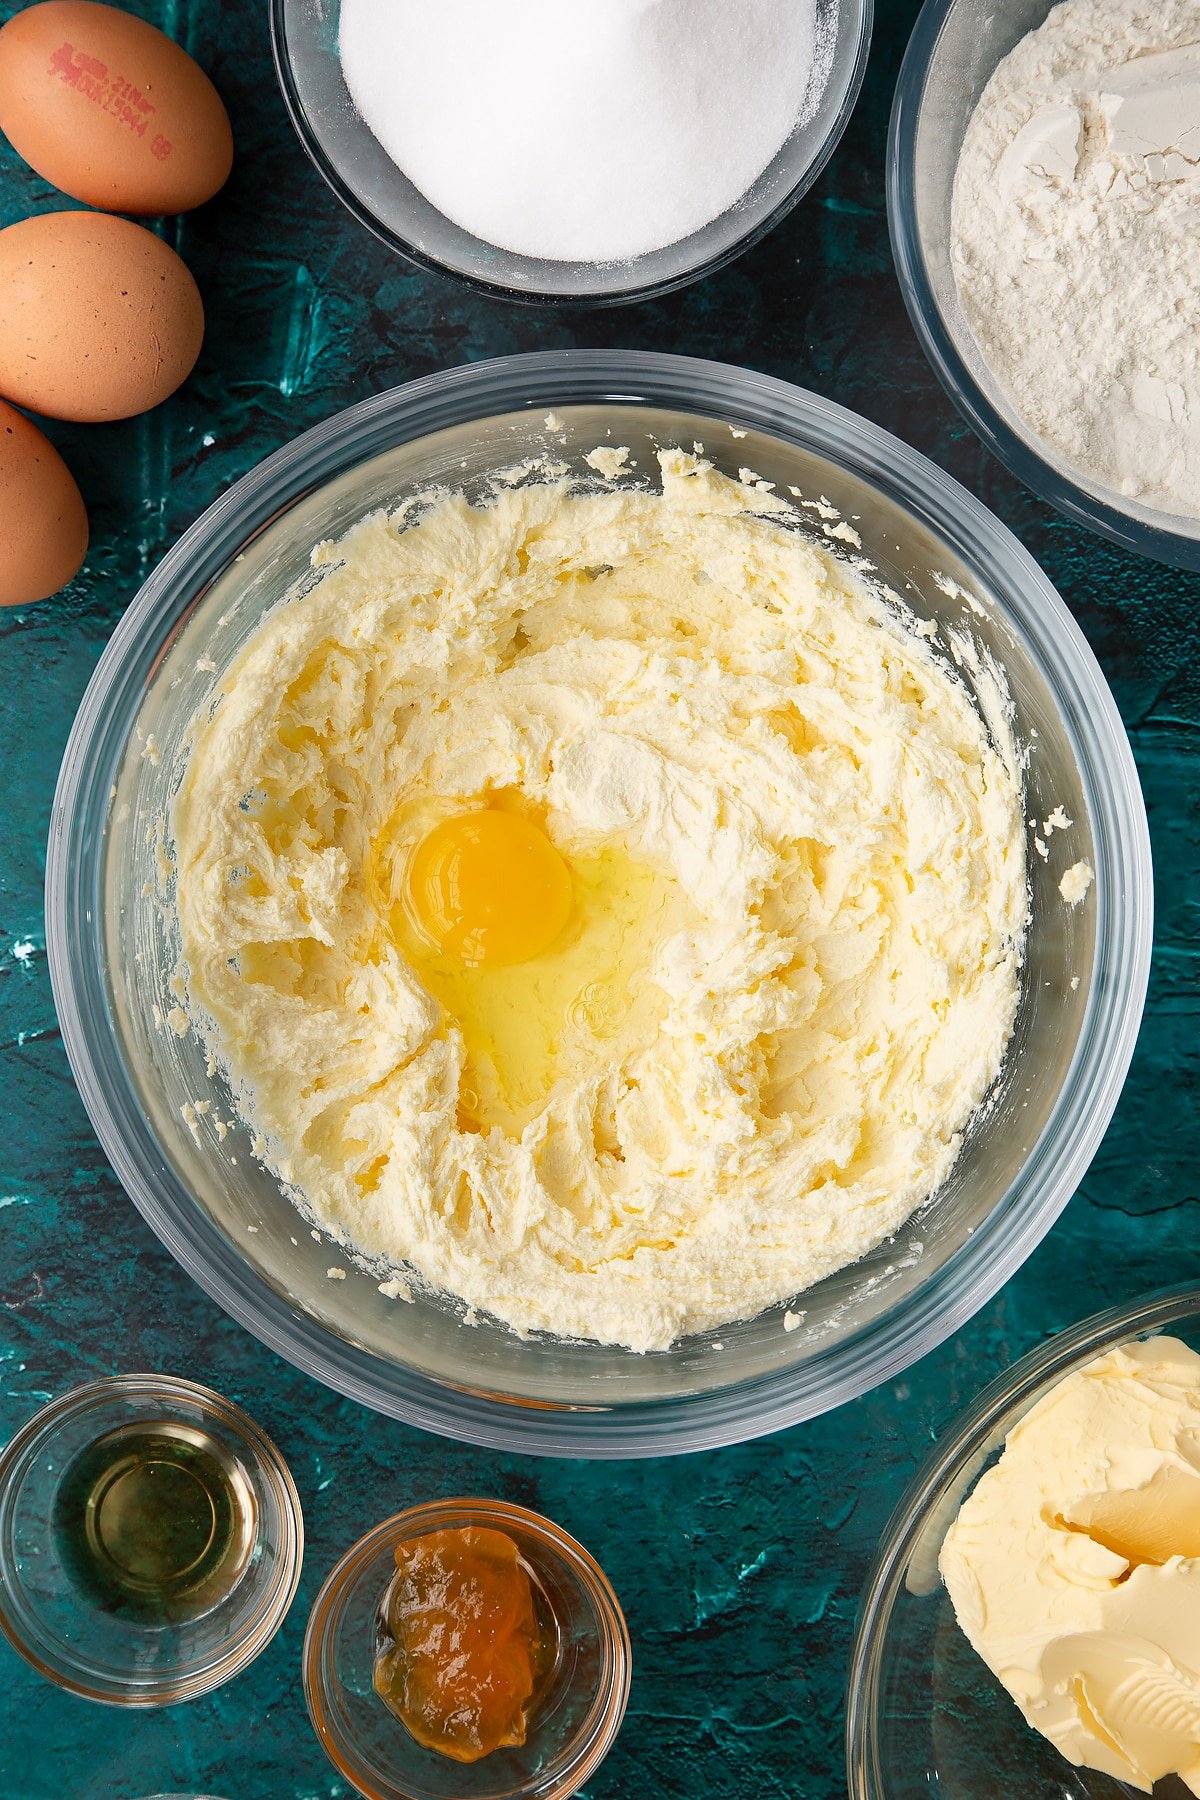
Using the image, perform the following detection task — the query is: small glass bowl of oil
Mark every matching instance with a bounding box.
[0,1375,303,1704]
[304,1498,630,1800]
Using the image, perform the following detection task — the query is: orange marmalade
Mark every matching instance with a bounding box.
[374,1525,553,1762]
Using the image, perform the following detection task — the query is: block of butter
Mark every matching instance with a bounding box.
[940,1335,1200,1796]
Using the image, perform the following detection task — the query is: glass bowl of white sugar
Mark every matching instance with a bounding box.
[890,0,1200,569]
[270,0,871,305]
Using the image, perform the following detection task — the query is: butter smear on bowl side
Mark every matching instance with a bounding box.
[940,1336,1200,1795]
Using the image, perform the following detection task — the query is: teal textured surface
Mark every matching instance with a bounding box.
[0,1,1195,1796]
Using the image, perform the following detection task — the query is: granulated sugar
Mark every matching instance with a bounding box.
[338,0,823,263]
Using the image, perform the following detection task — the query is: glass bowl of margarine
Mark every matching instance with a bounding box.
[847,1283,1200,1800]
[46,351,1151,1457]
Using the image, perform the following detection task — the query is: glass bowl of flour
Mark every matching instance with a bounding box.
[890,0,1200,569]
[46,351,1150,1457]
[269,0,872,304]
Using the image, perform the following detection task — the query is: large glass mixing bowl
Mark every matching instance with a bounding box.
[46,352,1151,1457]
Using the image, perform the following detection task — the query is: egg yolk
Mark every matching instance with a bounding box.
[404,810,574,967]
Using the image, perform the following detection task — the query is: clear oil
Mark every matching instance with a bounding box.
[53,1421,258,1624]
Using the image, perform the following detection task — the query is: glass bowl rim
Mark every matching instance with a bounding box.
[267,0,874,308]
[45,348,1153,1457]
[844,1280,1200,1798]
[886,0,1200,571]
[0,1372,304,1706]
[302,1496,631,1800]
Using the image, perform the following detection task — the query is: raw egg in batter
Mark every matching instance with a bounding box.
[374,794,693,1140]
[405,809,573,967]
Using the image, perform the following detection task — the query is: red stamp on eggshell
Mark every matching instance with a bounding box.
[47,41,165,150]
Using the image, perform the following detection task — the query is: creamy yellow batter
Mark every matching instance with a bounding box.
[171,451,1026,1351]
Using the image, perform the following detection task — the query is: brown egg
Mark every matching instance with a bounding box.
[0,1,232,214]
[0,210,204,421]
[0,399,88,605]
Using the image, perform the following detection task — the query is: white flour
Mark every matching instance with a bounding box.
[951,1,1200,519]
[339,0,823,263]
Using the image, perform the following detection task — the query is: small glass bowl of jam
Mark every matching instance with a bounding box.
[0,1374,303,1704]
[304,1498,631,1800]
